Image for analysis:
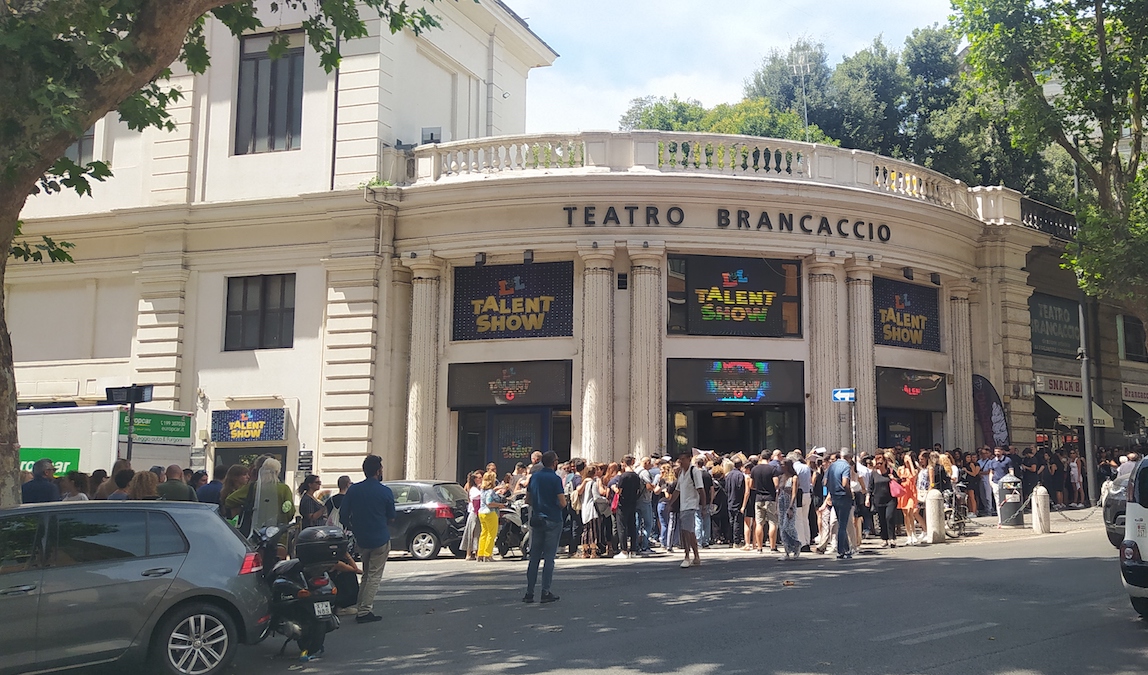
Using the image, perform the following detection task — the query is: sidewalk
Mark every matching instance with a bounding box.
[953,505,1104,544]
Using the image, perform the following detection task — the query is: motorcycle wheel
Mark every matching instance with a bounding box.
[520,530,531,558]
[298,620,326,657]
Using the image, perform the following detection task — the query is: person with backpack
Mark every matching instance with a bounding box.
[325,475,351,527]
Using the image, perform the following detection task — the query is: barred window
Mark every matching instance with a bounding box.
[224,274,295,351]
[234,32,304,155]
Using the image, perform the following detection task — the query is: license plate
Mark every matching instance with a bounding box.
[313,601,331,617]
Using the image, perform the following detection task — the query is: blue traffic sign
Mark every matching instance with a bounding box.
[832,388,856,402]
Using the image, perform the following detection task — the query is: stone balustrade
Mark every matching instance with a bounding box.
[411,131,977,218]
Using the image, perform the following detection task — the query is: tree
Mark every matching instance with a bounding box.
[901,25,961,166]
[829,36,908,158]
[619,95,835,144]
[0,0,448,507]
[954,0,1148,327]
[619,95,708,131]
[743,38,836,139]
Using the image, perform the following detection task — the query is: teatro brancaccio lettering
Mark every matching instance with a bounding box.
[562,205,892,242]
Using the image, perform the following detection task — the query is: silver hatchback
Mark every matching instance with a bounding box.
[0,501,269,675]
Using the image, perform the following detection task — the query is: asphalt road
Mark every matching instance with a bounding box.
[224,525,1145,675]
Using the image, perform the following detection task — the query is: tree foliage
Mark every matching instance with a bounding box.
[618,95,835,144]
[953,0,1148,321]
[0,0,452,507]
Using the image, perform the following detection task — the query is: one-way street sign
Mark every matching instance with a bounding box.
[832,388,856,402]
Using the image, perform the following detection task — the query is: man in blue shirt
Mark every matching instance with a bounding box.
[21,458,60,504]
[985,446,1015,525]
[196,465,227,504]
[825,448,854,559]
[524,451,566,604]
[341,455,396,624]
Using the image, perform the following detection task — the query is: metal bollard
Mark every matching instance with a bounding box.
[1032,485,1051,534]
[925,489,946,543]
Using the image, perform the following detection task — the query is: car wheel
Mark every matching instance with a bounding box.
[409,529,441,560]
[151,602,238,675]
[1131,596,1148,618]
[1109,530,1124,548]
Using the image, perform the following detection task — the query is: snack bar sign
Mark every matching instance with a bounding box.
[453,262,574,341]
[211,408,287,443]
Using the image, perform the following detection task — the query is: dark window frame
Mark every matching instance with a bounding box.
[234,31,305,155]
[224,273,296,351]
[1124,315,1148,364]
[64,127,95,165]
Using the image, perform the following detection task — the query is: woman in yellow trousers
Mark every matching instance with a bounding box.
[477,471,501,561]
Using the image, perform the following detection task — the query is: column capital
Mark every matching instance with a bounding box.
[625,240,665,266]
[577,241,616,268]
[948,282,975,300]
[845,254,882,281]
[807,249,845,275]
[400,251,443,278]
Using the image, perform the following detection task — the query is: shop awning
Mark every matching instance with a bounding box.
[1125,401,1148,422]
[1037,394,1113,428]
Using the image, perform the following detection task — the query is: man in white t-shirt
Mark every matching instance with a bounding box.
[671,450,704,569]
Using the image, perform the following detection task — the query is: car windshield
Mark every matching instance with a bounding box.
[436,484,467,503]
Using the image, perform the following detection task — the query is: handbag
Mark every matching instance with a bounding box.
[890,479,905,498]
[594,495,611,516]
[610,491,620,512]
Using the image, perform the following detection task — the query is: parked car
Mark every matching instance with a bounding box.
[0,501,269,675]
[1103,474,1128,547]
[383,481,467,560]
[1119,460,1148,618]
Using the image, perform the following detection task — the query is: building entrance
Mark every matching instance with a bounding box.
[669,406,803,457]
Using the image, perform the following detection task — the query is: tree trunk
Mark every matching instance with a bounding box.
[0,188,27,507]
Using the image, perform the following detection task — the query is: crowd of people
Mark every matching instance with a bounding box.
[452,441,1120,568]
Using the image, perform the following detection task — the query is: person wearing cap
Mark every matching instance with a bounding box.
[789,450,812,551]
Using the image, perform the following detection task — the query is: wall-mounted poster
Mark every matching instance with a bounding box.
[1029,292,1080,358]
[873,277,941,351]
[453,261,574,341]
[680,256,801,337]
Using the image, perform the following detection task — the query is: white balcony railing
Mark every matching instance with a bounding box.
[411,131,976,218]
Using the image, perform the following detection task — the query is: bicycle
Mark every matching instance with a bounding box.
[943,481,969,538]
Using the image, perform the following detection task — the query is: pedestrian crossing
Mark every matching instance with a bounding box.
[874,619,998,645]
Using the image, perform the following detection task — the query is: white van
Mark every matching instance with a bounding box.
[1120,459,1148,617]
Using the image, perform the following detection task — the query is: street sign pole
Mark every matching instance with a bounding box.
[126,402,136,463]
[851,401,857,453]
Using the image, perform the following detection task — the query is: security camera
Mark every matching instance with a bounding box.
[1076,347,1085,360]
[501,91,510,99]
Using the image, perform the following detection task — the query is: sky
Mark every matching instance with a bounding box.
[509,0,956,133]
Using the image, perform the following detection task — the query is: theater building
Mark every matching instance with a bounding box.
[12,5,1145,487]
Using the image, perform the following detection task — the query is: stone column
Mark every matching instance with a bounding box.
[846,258,879,453]
[949,284,976,452]
[627,241,665,459]
[807,254,844,451]
[403,254,442,479]
[578,242,615,463]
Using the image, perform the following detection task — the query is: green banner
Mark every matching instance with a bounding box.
[20,448,81,474]
[118,410,193,446]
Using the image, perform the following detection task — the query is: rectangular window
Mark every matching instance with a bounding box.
[0,514,42,575]
[235,32,305,155]
[1125,315,1148,363]
[64,127,95,165]
[224,274,296,351]
[51,511,146,566]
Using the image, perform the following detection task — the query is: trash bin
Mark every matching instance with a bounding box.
[999,475,1024,526]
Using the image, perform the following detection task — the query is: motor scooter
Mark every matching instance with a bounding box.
[496,495,532,557]
[250,525,345,661]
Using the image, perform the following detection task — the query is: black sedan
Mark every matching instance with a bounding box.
[1104,474,1129,548]
[384,481,468,560]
